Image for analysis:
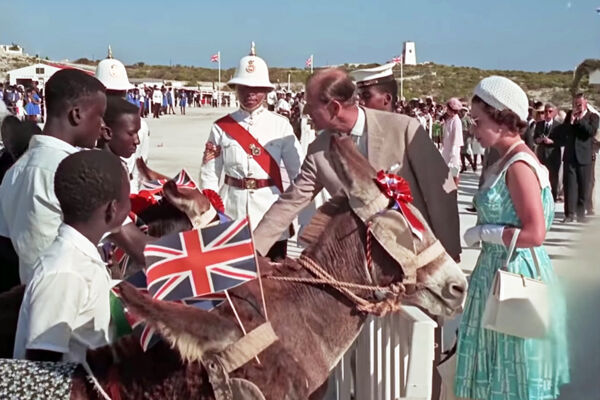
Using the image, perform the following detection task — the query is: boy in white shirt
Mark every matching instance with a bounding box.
[14,150,131,363]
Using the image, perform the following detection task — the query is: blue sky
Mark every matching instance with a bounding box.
[2,0,599,71]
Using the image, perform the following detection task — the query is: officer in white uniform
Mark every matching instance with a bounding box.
[95,46,150,193]
[200,43,303,260]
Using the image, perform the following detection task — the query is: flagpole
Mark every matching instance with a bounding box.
[310,54,314,74]
[400,57,404,99]
[217,51,221,108]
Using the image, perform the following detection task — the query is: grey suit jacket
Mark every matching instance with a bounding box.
[253,107,461,259]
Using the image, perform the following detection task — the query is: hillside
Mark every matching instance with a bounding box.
[1,54,595,108]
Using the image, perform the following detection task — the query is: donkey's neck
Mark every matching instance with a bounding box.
[269,223,372,391]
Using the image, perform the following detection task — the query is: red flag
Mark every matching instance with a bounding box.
[210,53,219,63]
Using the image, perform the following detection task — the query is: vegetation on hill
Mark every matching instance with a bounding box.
[4,55,598,108]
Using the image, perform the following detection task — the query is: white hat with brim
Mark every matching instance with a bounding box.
[228,55,274,89]
[95,58,134,91]
[350,62,396,88]
[473,75,528,122]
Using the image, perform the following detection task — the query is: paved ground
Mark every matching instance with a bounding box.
[146,107,600,399]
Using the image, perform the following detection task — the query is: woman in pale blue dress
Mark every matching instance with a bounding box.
[455,76,569,400]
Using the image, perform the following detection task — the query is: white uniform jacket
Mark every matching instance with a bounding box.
[200,106,303,236]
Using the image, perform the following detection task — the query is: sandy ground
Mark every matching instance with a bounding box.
[146,106,600,399]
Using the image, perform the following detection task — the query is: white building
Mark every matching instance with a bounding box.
[6,62,93,87]
[403,41,417,66]
[0,44,24,56]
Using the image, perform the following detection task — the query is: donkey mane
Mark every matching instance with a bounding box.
[137,200,192,238]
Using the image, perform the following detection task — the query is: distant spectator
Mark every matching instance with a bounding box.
[167,88,175,114]
[179,89,187,115]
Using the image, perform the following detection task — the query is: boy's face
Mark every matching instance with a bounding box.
[108,113,141,158]
[77,91,107,148]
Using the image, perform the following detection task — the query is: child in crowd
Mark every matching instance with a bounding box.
[14,150,130,363]
[0,69,107,285]
[98,96,141,161]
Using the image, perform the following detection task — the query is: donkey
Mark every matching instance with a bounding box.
[41,134,467,400]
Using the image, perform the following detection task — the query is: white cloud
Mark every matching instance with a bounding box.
[566,1,572,9]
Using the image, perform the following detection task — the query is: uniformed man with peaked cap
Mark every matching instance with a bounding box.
[199,42,303,260]
[350,62,398,112]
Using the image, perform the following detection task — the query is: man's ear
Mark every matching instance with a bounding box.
[328,100,342,120]
[68,105,83,127]
[384,93,393,107]
[101,126,113,142]
[104,199,118,226]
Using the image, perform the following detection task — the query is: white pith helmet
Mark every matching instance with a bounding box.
[227,42,274,89]
[95,45,134,91]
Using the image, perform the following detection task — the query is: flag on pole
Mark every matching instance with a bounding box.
[305,55,313,68]
[211,53,220,63]
[391,55,403,64]
[144,217,257,301]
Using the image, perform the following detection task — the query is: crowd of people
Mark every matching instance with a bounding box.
[0,82,43,122]
[0,42,589,399]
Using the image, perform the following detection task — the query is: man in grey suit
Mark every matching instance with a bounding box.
[253,68,461,260]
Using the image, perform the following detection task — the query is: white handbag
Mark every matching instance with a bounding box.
[482,229,550,338]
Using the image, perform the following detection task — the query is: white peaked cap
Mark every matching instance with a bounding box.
[350,62,396,88]
[473,76,529,122]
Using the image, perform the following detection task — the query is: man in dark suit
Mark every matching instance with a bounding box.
[559,93,600,222]
[534,103,562,201]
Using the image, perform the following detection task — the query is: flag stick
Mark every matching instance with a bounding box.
[217,51,221,108]
[311,54,314,74]
[400,57,404,99]
[225,289,261,365]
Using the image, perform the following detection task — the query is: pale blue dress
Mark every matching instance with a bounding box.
[455,152,570,400]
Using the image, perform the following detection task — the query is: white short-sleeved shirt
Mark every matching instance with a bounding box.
[122,118,150,193]
[0,135,78,284]
[14,224,112,363]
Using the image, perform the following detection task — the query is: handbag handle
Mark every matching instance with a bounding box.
[503,228,543,280]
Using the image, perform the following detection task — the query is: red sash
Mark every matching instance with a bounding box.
[216,115,283,192]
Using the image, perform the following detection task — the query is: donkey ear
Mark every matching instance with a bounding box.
[328,135,389,215]
[163,181,213,227]
[117,281,242,362]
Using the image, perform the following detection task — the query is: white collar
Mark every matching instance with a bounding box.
[29,135,79,154]
[349,106,366,137]
[238,105,266,119]
[58,224,104,266]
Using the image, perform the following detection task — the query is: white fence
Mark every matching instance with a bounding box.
[329,306,437,400]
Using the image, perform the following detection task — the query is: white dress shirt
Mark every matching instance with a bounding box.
[348,106,367,156]
[0,135,78,284]
[122,118,150,193]
[200,106,303,233]
[14,224,112,363]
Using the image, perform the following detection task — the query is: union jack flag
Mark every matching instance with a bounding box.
[391,55,403,64]
[144,217,257,301]
[140,169,197,197]
[305,55,313,68]
[210,52,220,63]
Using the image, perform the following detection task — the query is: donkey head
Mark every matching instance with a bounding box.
[326,134,466,316]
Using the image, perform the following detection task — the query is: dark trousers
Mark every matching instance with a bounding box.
[586,157,596,212]
[152,103,160,118]
[265,240,287,262]
[563,161,592,218]
[547,162,561,202]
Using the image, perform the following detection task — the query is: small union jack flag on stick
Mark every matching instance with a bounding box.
[391,55,403,64]
[145,217,257,301]
[140,169,197,197]
[210,52,220,63]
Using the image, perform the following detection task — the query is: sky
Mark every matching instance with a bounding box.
[1,0,600,72]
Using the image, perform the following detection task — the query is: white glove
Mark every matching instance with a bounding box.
[463,224,505,247]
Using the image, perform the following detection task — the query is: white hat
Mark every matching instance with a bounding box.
[227,42,274,89]
[95,47,134,91]
[350,62,396,88]
[473,76,528,122]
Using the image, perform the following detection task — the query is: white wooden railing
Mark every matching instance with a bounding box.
[329,306,437,400]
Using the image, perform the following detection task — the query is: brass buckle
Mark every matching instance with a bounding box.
[244,179,257,190]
